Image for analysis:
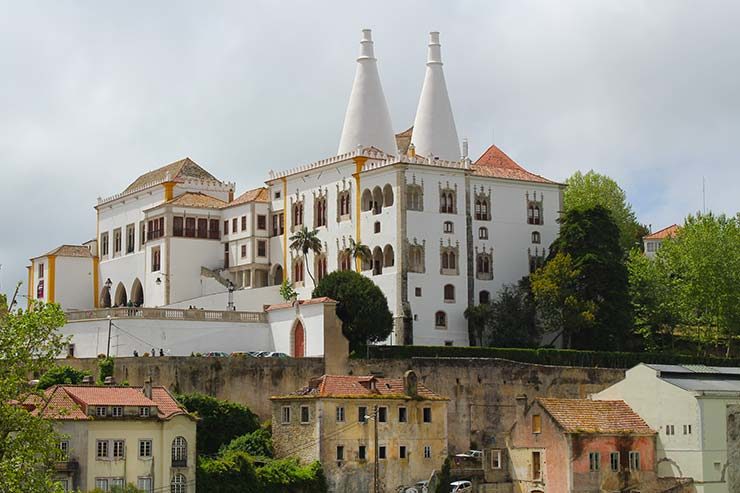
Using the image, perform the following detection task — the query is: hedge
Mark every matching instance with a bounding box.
[364,345,740,369]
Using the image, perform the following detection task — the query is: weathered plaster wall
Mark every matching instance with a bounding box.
[727,405,740,493]
[60,356,624,452]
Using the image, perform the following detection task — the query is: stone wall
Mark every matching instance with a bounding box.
[728,405,740,493]
[61,356,625,451]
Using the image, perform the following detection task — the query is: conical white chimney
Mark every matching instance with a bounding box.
[411,32,460,161]
[337,29,397,156]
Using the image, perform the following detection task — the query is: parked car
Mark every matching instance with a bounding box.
[264,352,289,359]
[247,351,264,357]
[454,450,483,459]
[407,480,429,493]
[204,351,229,357]
[230,351,255,358]
[450,480,472,493]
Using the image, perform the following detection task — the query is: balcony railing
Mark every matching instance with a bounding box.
[66,307,266,323]
[171,459,188,468]
[54,460,79,472]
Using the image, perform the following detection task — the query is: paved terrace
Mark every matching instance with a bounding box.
[65,307,267,323]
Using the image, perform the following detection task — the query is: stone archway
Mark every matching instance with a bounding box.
[272,264,284,286]
[114,282,127,307]
[100,287,112,308]
[131,278,144,306]
[293,321,305,358]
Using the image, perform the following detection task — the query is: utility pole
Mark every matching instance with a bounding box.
[106,314,112,357]
[373,405,379,493]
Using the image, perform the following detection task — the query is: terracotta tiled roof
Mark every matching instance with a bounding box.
[224,187,270,208]
[473,145,558,185]
[395,126,414,155]
[538,398,655,435]
[263,297,336,312]
[29,385,188,420]
[277,374,446,401]
[644,224,679,241]
[164,192,228,209]
[37,245,93,259]
[124,157,222,193]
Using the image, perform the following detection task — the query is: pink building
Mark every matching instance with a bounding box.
[508,397,666,492]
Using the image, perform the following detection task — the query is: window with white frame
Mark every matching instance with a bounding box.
[96,440,109,459]
[300,405,310,423]
[610,452,620,471]
[137,477,153,493]
[171,473,187,493]
[59,440,70,459]
[336,406,345,422]
[491,449,502,469]
[96,406,107,417]
[281,406,291,424]
[629,451,640,470]
[172,437,188,466]
[112,440,125,459]
[139,439,152,458]
[111,406,123,417]
[424,445,432,459]
[139,407,150,418]
[589,451,600,471]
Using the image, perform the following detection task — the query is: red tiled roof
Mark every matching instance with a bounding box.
[29,385,188,420]
[538,398,655,435]
[473,145,558,185]
[124,157,222,193]
[264,297,336,312]
[644,224,679,241]
[276,374,446,400]
[224,187,270,208]
[164,192,228,209]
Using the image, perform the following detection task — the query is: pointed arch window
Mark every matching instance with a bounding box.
[293,258,305,283]
[435,311,447,329]
[292,201,304,229]
[476,252,493,280]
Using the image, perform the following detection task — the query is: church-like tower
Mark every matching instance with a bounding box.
[411,32,460,161]
[337,29,397,156]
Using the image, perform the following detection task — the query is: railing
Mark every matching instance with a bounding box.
[65,307,266,323]
[54,460,79,472]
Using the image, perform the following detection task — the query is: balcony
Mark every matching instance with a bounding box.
[65,307,267,323]
[54,460,79,472]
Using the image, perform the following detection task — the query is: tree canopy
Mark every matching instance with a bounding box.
[564,170,644,252]
[312,270,393,352]
[37,365,91,390]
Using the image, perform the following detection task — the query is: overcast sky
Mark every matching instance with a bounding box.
[2,0,739,297]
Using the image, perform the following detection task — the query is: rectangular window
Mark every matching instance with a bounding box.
[139,407,150,418]
[257,240,267,257]
[275,191,281,200]
[399,445,407,459]
[38,262,44,278]
[173,216,184,237]
[126,224,135,253]
[491,449,502,469]
[359,445,366,460]
[610,452,620,471]
[423,407,432,423]
[241,216,247,231]
[281,406,291,424]
[96,440,109,459]
[197,218,208,238]
[589,451,600,471]
[532,414,542,434]
[666,424,674,435]
[684,424,692,435]
[111,478,124,489]
[300,405,310,423]
[111,406,123,417]
[151,247,161,272]
[424,445,432,459]
[137,477,153,493]
[224,220,229,235]
[113,228,122,255]
[398,407,407,423]
[415,287,422,297]
[113,440,124,459]
[629,451,640,470]
[241,244,247,258]
[96,406,107,417]
[209,219,220,239]
[378,407,387,423]
[532,451,541,479]
[336,406,345,422]
[257,215,267,230]
[358,406,367,423]
[140,221,146,246]
[139,440,152,458]
[59,440,70,459]
[379,446,387,460]
[232,218,238,232]
[336,445,344,461]
[59,478,70,492]
[185,217,196,237]
[101,232,109,256]
[272,213,284,236]
[95,479,109,490]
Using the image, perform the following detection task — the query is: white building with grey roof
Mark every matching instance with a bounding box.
[593,363,740,493]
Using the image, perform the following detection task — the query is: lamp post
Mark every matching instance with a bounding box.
[227,280,235,311]
[106,314,112,358]
[104,278,112,307]
[364,406,380,493]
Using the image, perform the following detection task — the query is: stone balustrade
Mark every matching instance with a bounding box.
[65,307,266,323]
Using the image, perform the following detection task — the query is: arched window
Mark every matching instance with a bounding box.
[383,245,394,267]
[372,186,383,214]
[435,311,447,329]
[475,200,481,218]
[532,231,541,244]
[314,196,327,228]
[338,252,352,271]
[443,284,455,302]
[476,252,493,280]
[171,474,186,493]
[172,437,187,466]
[338,191,351,218]
[527,204,534,224]
[481,200,489,219]
[443,221,454,234]
[383,184,394,207]
[293,201,304,227]
[361,189,373,212]
[293,258,304,283]
[533,206,541,224]
[372,247,383,276]
[440,189,455,214]
[478,227,488,240]
[409,245,425,273]
[440,247,458,275]
[315,255,328,282]
[407,184,423,211]
[475,198,490,221]
[479,290,490,304]
[448,251,456,270]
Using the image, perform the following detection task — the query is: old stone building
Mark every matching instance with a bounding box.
[271,371,448,492]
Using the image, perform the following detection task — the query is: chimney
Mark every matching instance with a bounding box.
[143,376,152,399]
[104,376,115,385]
[403,370,418,397]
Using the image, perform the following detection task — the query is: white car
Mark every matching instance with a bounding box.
[450,480,473,493]
[454,450,483,459]
[405,480,429,493]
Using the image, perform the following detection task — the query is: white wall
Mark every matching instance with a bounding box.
[167,237,223,304]
[166,285,282,311]
[267,303,327,357]
[56,257,96,310]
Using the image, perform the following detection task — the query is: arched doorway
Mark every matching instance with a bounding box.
[372,246,383,275]
[293,321,305,358]
[100,287,112,308]
[114,282,127,307]
[272,264,284,286]
[131,278,144,306]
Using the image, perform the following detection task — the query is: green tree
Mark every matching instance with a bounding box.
[564,170,642,252]
[220,428,273,458]
[289,226,323,286]
[545,206,632,349]
[312,270,393,352]
[279,280,298,303]
[97,356,114,384]
[176,393,260,456]
[342,237,371,271]
[37,366,91,390]
[464,303,494,347]
[658,213,740,355]
[0,296,68,492]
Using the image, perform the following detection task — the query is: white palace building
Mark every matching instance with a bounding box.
[26,30,563,357]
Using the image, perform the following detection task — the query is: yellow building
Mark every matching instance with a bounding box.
[271,371,448,492]
[29,379,196,492]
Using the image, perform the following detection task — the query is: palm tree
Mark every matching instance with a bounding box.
[344,237,371,272]
[289,226,323,286]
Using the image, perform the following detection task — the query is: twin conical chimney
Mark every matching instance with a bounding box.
[337,29,397,156]
[411,32,460,162]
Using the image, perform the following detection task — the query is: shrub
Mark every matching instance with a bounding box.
[220,428,273,458]
[37,366,91,389]
[97,356,114,384]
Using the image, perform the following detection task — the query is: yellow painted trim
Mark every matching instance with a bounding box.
[48,255,56,303]
[93,256,100,308]
[163,182,175,201]
[352,157,367,272]
[26,265,32,309]
[282,177,288,275]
